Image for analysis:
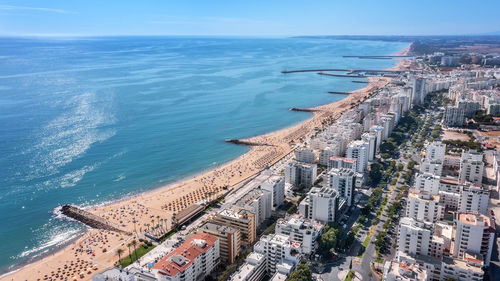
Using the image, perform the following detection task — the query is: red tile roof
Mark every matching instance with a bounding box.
[152,233,218,277]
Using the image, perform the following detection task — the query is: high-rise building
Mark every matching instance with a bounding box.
[458,185,489,215]
[346,140,368,173]
[253,234,302,276]
[299,187,339,223]
[453,213,494,266]
[275,215,324,254]
[234,189,272,226]
[414,173,441,195]
[458,150,484,185]
[362,132,377,161]
[444,106,466,127]
[327,168,355,206]
[411,77,426,105]
[198,222,241,264]
[212,208,257,243]
[285,161,317,189]
[398,217,433,257]
[406,189,445,223]
[294,148,315,164]
[426,141,446,163]
[261,176,285,210]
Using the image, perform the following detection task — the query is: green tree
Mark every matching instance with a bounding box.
[287,264,314,281]
[131,240,138,261]
[320,227,339,255]
[116,248,124,265]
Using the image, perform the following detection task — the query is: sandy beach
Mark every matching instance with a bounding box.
[1,46,411,281]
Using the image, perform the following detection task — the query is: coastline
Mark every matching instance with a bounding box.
[1,43,411,281]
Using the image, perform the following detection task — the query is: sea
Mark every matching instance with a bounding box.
[0,36,408,273]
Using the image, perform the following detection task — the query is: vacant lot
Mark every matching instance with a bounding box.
[443,130,470,141]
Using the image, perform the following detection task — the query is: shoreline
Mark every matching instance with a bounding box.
[1,44,411,281]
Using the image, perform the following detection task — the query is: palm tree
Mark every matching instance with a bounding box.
[126,243,132,263]
[116,248,124,266]
[131,240,138,261]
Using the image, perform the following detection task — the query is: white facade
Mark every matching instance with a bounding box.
[406,190,444,223]
[419,160,443,176]
[294,148,315,164]
[414,173,440,195]
[261,176,285,210]
[230,252,266,281]
[235,189,272,227]
[454,213,494,266]
[253,234,301,275]
[458,185,489,215]
[346,140,368,173]
[275,215,324,255]
[458,150,484,185]
[327,168,355,206]
[426,141,446,163]
[285,161,317,189]
[362,132,377,161]
[299,187,338,223]
[398,217,432,257]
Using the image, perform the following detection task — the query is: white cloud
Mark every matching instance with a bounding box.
[0,5,74,14]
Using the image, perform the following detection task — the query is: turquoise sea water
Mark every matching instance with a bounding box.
[0,37,408,272]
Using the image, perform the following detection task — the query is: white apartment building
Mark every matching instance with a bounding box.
[230,252,266,281]
[414,173,440,195]
[454,213,494,266]
[458,185,489,215]
[398,217,433,257]
[458,150,484,185]
[235,189,272,227]
[261,176,285,210]
[253,234,302,276]
[441,254,484,281]
[294,148,315,164]
[327,168,355,206]
[285,161,317,189]
[406,189,444,223]
[370,125,384,149]
[152,233,220,281]
[438,190,460,210]
[362,132,377,161]
[397,218,452,261]
[275,215,324,254]
[426,141,446,163]
[420,160,443,176]
[299,187,338,223]
[444,106,465,127]
[346,140,368,173]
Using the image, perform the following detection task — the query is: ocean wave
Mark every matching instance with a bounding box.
[16,226,82,259]
[24,91,116,182]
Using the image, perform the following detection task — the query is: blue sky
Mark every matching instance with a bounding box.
[1,0,499,36]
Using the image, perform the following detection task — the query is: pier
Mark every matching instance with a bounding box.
[61,205,131,235]
[289,107,319,112]
[342,55,413,59]
[281,68,401,74]
[225,139,274,146]
[318,72,371,78]
[327,91,352,95]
